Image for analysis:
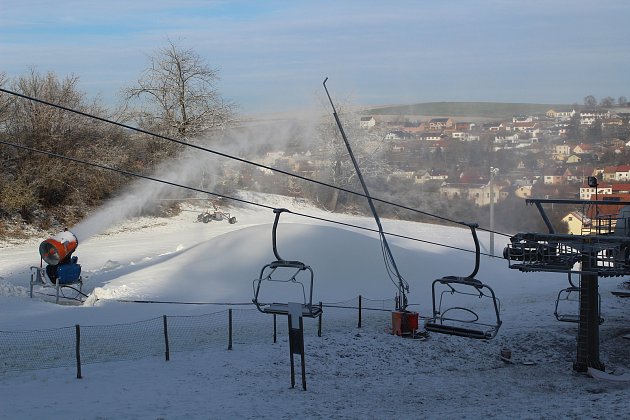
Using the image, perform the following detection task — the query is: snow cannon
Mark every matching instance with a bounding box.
[40,230,78,265]
[38,230,81,285]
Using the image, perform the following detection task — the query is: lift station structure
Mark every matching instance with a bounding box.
[504,196,630,372]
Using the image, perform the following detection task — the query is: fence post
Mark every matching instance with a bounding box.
[75,324,82,379]
[228,309,233,350]
[163,315,170,361]
[273,314,277,343]
[318,301,323,337]
[357,295,362,329]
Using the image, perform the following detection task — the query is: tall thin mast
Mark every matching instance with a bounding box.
[323,78,409,311]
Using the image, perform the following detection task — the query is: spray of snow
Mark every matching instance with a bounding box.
[71,118,317,242]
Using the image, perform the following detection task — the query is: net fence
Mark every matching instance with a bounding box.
[0,296,403,374]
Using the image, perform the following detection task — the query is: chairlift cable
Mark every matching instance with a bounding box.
[0,139,499,259]
[0,87,513,239]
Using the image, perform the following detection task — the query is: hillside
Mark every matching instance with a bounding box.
[364,102,575,119]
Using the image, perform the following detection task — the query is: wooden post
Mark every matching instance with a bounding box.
[317,301,323,337]
[75,324,82,379]
[163,315,170,361]
[357,295,362,329]
[228,309,233,350]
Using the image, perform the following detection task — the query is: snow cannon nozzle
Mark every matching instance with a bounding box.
[39,230,79,266]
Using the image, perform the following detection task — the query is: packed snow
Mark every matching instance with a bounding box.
[0,193,628,419]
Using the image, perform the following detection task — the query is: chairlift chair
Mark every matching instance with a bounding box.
[554,273,604,324]
[424,223,502,339]
[252,208,322,318]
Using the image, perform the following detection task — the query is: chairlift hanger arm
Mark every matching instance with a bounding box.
[272,208,291,262]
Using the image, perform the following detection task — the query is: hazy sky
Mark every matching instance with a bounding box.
[1,0,629,115]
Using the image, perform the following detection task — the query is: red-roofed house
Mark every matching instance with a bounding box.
[614,165,630,181]
[603,166,618,182]
[573,144,594,155]
[611,183,630,194]
[580,183,612,200]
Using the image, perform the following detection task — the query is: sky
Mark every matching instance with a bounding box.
[1,0,630,115]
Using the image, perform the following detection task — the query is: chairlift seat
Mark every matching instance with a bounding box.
[424,322,491,340]
[436,275,483,288]
[269,260,307,270]
[258,302,323,318]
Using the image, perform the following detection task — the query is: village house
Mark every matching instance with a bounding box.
[563,167,583,183]
[494,133,520,146]
[419,132,443,141]
[579,183,612,200]
[414,169,449,184]
[483,122,505,131]
[400,121,425,133]
[360,116,376,129]
[543,167,566,185]
[566,154,582,164]
[455,122,476,131]
[440,182,503,206]
[510,121,537,132]
[573,144,594,155]
[580,109,610,125]
[611,183,630,195]
[385,130,413,140]
[615,165,630,181]
[546,109,576,121]
[562,212,591,235]
[428,117,454,130]
[546,144,572,161]
[514,184,533,199]
[512,115,534,123]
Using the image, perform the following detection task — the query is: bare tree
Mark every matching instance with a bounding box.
[316,105,389,212]
[600,96,615,107]
[123,40,235,140]
[619,96,628,106]
[584,95,597,108]
[0,69,130,227]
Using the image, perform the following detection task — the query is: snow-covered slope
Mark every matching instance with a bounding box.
[0,194,628,419]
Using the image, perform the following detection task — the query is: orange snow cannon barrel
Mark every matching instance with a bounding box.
[39,230,79,266]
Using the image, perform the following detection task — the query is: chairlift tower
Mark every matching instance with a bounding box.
[504,197,630,372]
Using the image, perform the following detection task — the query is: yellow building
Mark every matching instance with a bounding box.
[562,211,590,235]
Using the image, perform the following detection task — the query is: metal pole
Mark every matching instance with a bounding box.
[273,314,277,343]
[75,324,82,379]
[323,78,409,311]
[163,315,170,361]
[228,309,233,350]
[490,167,498,257]
[317,301,323,337]
[357,295,362,329]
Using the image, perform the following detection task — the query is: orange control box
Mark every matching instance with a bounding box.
[392,310,419,335]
